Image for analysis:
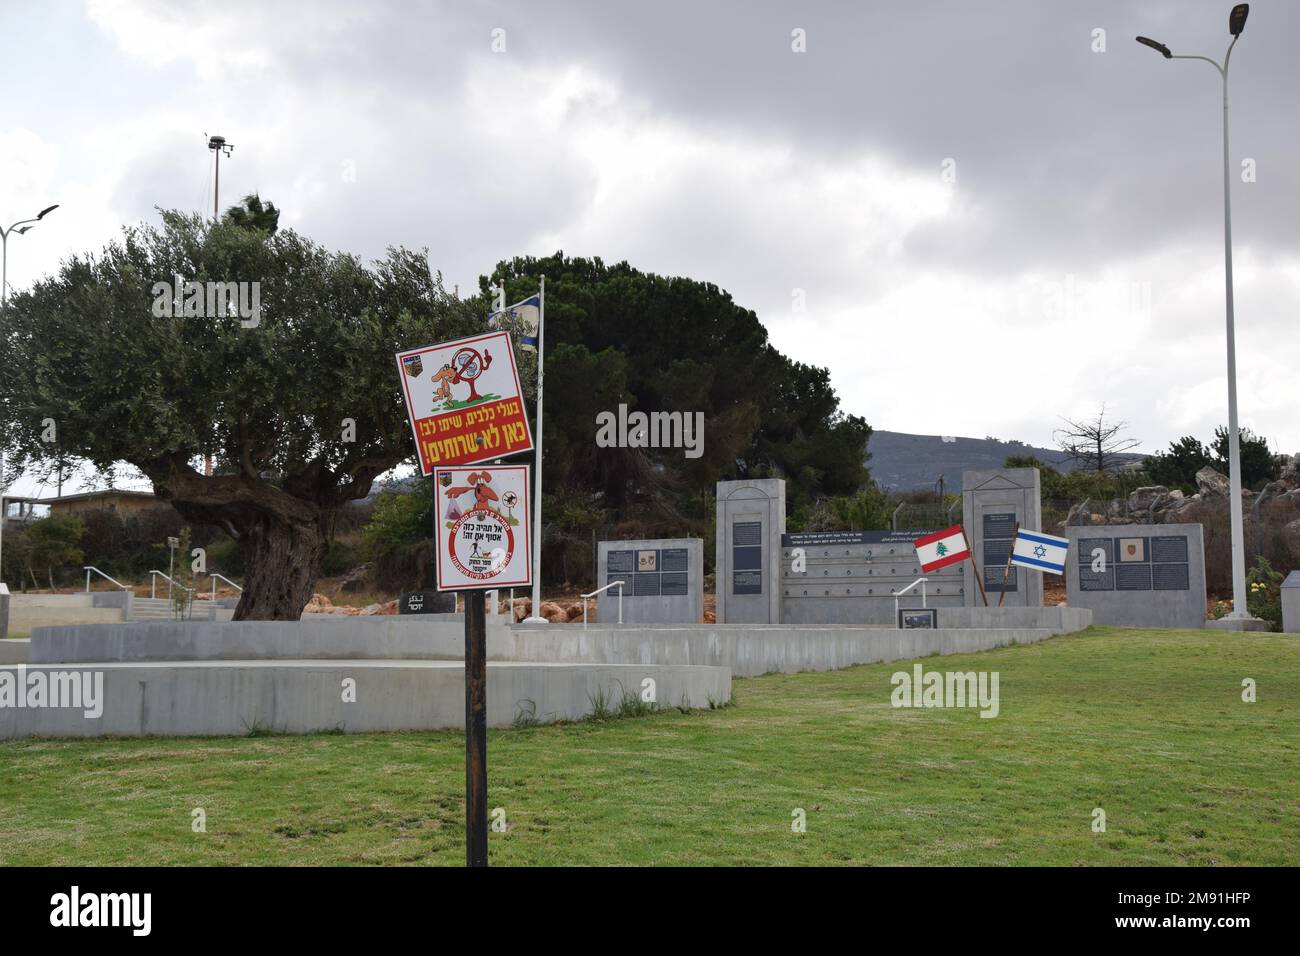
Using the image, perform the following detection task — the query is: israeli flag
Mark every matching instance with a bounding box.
[1010,529,1070,575]
[488,294,540,351]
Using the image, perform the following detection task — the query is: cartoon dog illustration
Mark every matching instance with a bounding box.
[430,363,458,405]
[444,470,499,515]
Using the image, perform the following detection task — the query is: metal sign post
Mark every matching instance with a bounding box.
[462,588,488,867]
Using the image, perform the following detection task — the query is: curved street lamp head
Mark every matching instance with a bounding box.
[1229,4,1249,36]
[37,204,59,219]
[1136,35,1173,58]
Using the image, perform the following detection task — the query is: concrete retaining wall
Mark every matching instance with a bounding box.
[11,606,124,631]
[936,606,1091,631]
[508,621,1081,678]
[0,640,29,664]
[30,618,514,664]
[9,594,96,608]
[0,660,731,737]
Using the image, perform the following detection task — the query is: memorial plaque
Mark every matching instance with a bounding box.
[633,573,661,596]
[607,550,635,573]
[985,565,1018,591]
[982,512,1018,593]
[1080,538,1113,566]
[637,549,658,572]
[1150,536,1188,564]
[983,513,1017,539]
[1118,537,1146,562]
[1152,563,1190,591]
[399,590,456,614]
[1079,570,1115,592]
[1115,563,1152,591]
[660,548,689,572]
[660,572,688,596]
[606,571,633,592]
[733,520,764,595]
[898,608,938,629]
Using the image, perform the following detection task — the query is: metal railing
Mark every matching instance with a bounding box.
[208,573,242,601]
[580,580,624,628]
[149,569,194,600]
[83,566,129,592]
[893,576,929,620]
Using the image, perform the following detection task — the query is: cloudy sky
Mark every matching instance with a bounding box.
[3,0,1298,497]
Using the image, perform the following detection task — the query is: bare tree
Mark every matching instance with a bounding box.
[1054,405,1141,474]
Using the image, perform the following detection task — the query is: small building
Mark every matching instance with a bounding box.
[46,489,163,517]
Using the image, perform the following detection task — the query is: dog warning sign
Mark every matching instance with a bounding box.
[396,330,535,476]
[433,464,532,591]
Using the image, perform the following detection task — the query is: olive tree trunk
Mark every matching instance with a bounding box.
[233,513,328,620]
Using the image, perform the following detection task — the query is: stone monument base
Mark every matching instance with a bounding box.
[1203,616,1271,632]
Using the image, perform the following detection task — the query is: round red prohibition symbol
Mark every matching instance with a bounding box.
[447,508,515,580]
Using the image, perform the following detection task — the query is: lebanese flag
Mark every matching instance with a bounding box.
[914,524,971,573]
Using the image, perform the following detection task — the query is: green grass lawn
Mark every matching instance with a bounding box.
[0,627,1296,866]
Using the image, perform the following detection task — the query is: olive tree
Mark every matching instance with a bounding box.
[0,210,484,619]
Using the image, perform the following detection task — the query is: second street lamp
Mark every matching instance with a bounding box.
[0,204,60,311]
[1135,4,1258,625]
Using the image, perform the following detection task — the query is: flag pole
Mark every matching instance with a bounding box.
[961,526,988,607]
[525,275,546,623]
[997,521,1019,609]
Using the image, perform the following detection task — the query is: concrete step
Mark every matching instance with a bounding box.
[128,597,224,622]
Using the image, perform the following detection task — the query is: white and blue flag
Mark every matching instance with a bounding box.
[1010,529,1069,575]
[488,294,540,351]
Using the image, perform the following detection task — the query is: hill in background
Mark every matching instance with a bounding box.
[868,430,1146,492]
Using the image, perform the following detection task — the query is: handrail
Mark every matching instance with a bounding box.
[893,576,929,620]
[83,566,129,592]
[580,580,625,628]
[208,572,243,601]
[149,569,194,599]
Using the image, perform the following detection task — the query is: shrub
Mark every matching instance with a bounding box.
[1246,556,1284,631]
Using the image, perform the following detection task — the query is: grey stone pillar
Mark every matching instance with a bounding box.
[1282,571,1300,634]
[715,479,785,623]
[962,468,1043,608]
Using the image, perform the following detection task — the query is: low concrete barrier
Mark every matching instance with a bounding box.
[509,621,1084,678]
[0,660,731,737]
[30,617,513,664]
[936,606,1091,631]
[0,639,29,664]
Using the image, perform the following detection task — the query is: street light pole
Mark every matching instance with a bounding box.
[0,205,60,311]
[1137,4,1253,621]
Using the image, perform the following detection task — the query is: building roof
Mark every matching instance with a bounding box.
[26,489,157,505]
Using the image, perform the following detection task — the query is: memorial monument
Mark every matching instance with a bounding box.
[962,468,1043,608]
[780,530,964,625]
[1062,522,1207,628]
[715,479,784,624]
[597,538,704,624]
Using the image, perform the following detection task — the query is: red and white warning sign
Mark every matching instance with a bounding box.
[433,464,532,591]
